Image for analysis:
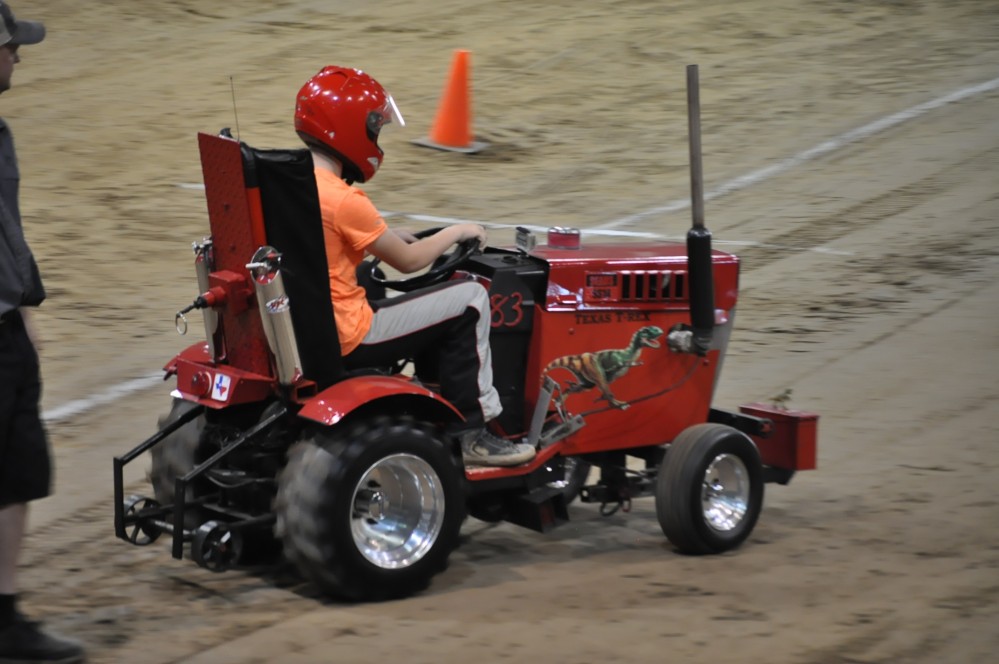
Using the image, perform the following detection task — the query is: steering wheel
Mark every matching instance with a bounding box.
[368,227,481,292]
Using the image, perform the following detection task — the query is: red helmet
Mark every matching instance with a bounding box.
[294,66,404,183]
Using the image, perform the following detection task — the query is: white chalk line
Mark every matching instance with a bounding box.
[48,78,995,424]
[42,374,164,423]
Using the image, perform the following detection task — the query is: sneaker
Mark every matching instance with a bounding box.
[459,428,536,467]
[0,615,85,664]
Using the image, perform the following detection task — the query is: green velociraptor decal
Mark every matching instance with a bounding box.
[543,325,665,410]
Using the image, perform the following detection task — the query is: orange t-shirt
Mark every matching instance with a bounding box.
[314,168,388,355]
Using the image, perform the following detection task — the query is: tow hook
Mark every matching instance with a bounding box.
[600,490,633,516]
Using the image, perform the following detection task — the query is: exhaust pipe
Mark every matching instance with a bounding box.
[684,64,715,355]
[192,239,221,359]
[246,246,303,386]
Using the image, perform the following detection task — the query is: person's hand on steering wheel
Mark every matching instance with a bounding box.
[455,223,487,251]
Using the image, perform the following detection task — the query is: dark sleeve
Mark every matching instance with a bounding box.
[0,127,46,309]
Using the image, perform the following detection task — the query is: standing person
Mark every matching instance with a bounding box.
[294,65,536,467]
[0,4,85,663]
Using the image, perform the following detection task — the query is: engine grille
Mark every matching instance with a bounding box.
[583,270,689,303]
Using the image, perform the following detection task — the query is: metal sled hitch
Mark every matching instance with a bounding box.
[170,403,288,559]
[113,402,205,542]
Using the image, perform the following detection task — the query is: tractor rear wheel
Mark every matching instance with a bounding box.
[275,416,465,601]
[150,398,208,527]
[655,423,763,554]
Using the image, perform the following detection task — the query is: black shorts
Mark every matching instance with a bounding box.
[0,310,52,507]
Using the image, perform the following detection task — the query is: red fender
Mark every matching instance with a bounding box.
[297,374,462,427]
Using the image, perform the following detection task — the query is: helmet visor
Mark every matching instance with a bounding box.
[367,94,406,139]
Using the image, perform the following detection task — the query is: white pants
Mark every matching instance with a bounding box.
[343,280,502,428]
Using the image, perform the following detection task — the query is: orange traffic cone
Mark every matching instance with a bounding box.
[413,49,489,153]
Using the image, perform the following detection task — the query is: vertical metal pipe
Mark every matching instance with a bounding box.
[684,64,715,353]
[687,65,705,231]
[113,457,125,539]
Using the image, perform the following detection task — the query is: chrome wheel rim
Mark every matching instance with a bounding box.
[350,453,445,569]
[701,453,750,533]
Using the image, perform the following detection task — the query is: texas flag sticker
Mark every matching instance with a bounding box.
[211,373,232,402]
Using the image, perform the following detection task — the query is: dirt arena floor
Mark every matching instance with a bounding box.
[5,0,998,662]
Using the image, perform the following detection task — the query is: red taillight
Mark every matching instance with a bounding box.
[547,226,581,249]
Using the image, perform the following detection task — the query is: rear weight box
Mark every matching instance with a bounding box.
[739,402,818,471]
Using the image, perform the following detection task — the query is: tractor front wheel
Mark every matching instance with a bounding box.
[655,423,764,554]
[275,416,465,601]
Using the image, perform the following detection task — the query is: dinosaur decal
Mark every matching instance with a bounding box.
[543,325,664,410]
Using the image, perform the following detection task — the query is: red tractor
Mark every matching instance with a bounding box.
[113,67,817,601]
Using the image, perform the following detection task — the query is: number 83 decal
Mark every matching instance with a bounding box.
[490,292,524,327]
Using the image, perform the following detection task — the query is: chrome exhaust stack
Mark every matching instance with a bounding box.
[192,239,220,358]
[247,246,302,386]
